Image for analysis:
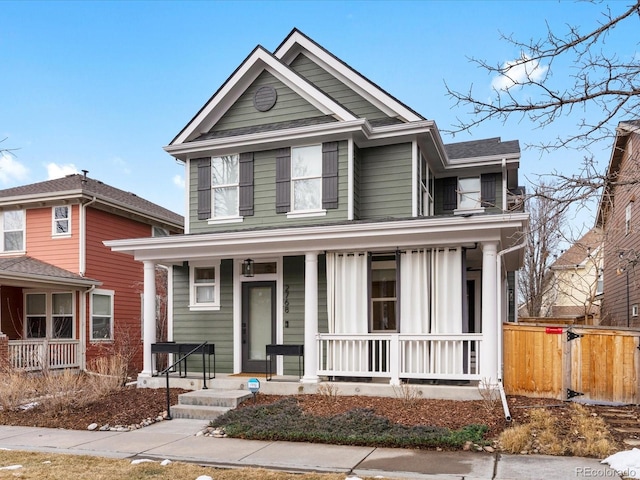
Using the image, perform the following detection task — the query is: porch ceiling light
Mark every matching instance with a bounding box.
[242,258,254,277]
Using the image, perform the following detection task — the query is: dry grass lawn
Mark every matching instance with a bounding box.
[0,450,376,480]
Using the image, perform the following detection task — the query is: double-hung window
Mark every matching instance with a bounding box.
[419,154,434,216]
[25,292,74,339]
[212,155,239,218]
[291,145,323,212]
[53,206,70,235]
[91,290,114,341]
[26,293,47,338]
[189,261,220,310]
[2,210,24,252]
[52,292,73,338]
[458,177,482,210]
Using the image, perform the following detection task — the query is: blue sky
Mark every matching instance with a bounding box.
[1,0,635,232]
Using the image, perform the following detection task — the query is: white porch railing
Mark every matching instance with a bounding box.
[8,339,80,371]
[316,333,482,384]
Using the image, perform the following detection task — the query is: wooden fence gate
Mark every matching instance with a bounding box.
[503,323,640,404]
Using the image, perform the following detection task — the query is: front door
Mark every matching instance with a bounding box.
[242,281,276,373]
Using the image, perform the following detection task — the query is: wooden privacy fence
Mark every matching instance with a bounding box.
[503,323,640,404]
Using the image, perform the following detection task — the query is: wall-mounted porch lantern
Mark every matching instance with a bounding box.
[242,258,254,277]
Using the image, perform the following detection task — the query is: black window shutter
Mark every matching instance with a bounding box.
[239,152,254,216]
[481,173,497,207]
[442,177,457,211]
[275,148,291,213]
[196,158,211,220]
[322,142,339,209]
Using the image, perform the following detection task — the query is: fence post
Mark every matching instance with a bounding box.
[389,334,400,386]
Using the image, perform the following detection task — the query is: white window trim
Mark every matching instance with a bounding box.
[189,260,221,311]
[90,289,115,342]
[211,154,240,220]
[0,209,25,253]
[24,290,75,339]
[290,144,323,214]
[52,205,71,237]
[208,216,244,225]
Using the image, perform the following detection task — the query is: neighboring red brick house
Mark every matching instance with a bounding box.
[596,120,640,327]
[0,172,183,373]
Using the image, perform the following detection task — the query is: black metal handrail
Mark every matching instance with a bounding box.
[158,341,209,420]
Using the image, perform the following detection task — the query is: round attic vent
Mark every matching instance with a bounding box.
[253,86,277,112]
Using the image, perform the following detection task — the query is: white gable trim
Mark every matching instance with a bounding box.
[275,31,423,123]
[172,48,357,145]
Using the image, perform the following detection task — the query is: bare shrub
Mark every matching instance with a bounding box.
[477,378,500,413]
[316,383,340,401]
[85,356,127,401]
[567,403,617,457]
[392,382,421,406]
[0,369,38,410]
[39,368,83,412]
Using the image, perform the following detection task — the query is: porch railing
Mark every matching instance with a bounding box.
[316,333,482,383]
[8,339,80,371]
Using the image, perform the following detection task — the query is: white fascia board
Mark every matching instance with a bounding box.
[105,213,529,262]
[172,49,356,145]
[275,32,423,123]
[446,153,520,168]
[165,119,368,160]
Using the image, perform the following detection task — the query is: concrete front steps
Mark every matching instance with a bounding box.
[169,389,253,421]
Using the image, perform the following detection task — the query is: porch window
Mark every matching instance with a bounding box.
[189,262,220,310]
[91,290,114,340]
[2,210,24,252]
[52,292,73,338]
[291,144,322,212]
[212,154,239,218]
[370,254,398,332]
[26,293,47,338]
[53,206,70,236]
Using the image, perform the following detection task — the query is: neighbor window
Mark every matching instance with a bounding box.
[189,262,220,310]
[458,177,481,210]
[26,293,47,338]
[212,154,239,218]
[626,202,633,235]
[91,290,114,340]
[53,206,70,235]
[291,145,322,211]
[370,254,398,332]
[152,226,169,237]
[2,210,24,252]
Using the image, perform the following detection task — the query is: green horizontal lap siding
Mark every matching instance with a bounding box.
[189,141,349,233]
[290,53,389,121]
[359,143,413,219]
[172,260,234,373]
[210,71,326,133]
[281,255,327,375]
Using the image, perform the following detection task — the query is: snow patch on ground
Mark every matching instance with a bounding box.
[602,448,640,479]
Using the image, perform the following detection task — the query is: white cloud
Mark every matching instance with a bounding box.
[0,152,29,184]
[491,53,548,91]
[111,156,131,175]
[46,162,79,179]
[173,174,185,189]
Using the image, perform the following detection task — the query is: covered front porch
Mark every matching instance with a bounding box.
[105,214,527,390]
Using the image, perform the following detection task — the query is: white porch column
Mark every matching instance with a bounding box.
[302,252,319,383]
[141,260,157,377]
[481,242,498,384]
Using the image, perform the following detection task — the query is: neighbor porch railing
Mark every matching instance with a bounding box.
[8,339,80,371]
[316,333,481,384]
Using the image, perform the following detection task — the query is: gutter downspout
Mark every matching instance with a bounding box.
[496,239,526,422]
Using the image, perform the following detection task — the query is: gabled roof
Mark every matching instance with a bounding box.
[0,256,100,288]
[596,119,640,228]
[0,174,183,229]
[551,228,602,269]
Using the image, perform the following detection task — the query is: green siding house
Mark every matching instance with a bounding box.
[107,29,528,389]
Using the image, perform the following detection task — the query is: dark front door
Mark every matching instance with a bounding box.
[242,281,276,373]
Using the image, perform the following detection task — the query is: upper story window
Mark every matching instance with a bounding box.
[189,261,221,310]
[1,210,24,252]
[152,226,169,237]
[626,201,633,235]
[53,206,70,236]
[212,154,239,218]
[441,173,498,214]
[291,145,322,212]
[458,177,481,210]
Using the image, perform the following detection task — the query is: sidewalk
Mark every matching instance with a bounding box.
[0,420,624,479]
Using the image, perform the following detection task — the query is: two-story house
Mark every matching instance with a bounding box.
[0,172,183,374]
[597,119,640,327]
[106,29,529,388]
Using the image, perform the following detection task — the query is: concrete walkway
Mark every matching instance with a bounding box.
[0,420,626,479]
